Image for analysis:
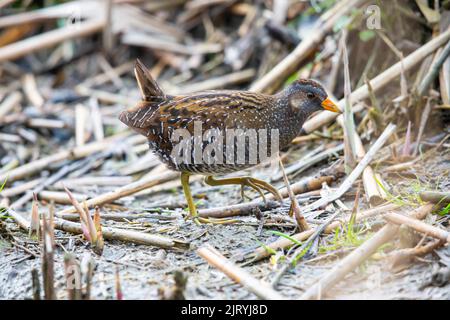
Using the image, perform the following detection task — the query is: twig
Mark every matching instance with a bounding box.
[197,245,285,300]
[384,212,450,243]
[57,171,178,215]
[419,191,450,204]
[53,218,189,249]
[302,123,396,216]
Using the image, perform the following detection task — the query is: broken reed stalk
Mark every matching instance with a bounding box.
[384,212,450,243]
[303,123,396,215]
[0,19,105,63]
[301,28,450,134]
[278,157,309,231]
[419,191,450,204]
[199,176,333,218]
[0,91,22,119]
[197,245,285,300]
[341,30,357,173]
[250,0,367,93]
[57,170,178,215]
[249,203,399,262]
[417,39,450,96]
[336,115,384,206]
[0,132,131,183]
[42,207,56,300]
[299,203,434,300]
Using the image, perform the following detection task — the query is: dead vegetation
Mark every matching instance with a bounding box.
[0,0,449,300]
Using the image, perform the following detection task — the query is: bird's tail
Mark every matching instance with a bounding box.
[134,59,166,101]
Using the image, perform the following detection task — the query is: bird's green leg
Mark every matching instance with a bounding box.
[181,172,237,225]
[204,176,283,203]
[181,172,201,225]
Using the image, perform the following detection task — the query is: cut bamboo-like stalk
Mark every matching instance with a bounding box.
[0,91,21,118]
[57,170,178,215]
[197,246,285,300]
[302,124,396,215]
[299,204,434,300]
[337,115,384,206]
[384,212,450,243]
[419,191,450,204]
[75,104,89,147]
[53,218,188,249]
[302,28,450,134]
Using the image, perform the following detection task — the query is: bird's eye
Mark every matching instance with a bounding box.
[307,92,315,99]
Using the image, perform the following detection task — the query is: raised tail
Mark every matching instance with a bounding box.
[134,59,166,101]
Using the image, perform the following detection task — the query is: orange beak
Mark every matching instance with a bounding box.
[321,97,341,113]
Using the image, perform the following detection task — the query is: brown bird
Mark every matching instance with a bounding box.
[119,60,340,224]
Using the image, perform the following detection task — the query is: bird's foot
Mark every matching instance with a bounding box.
[204,176,283,204]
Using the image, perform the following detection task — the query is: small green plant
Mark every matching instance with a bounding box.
[438,203,450,216]
[319,214,368,253]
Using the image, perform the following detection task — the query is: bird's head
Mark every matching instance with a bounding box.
[283,79,340,116]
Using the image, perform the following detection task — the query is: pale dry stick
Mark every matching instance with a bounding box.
[39,190,87,205]
[302,28,450,134]
[278,156,309,231]
[336,115,383,206]
[122,33,222,56]
[22,74,44,108]
[173,69,256,94]
[5,204,187,249]
[273,144,344,180]
[420,191,450,204]
[57,170,179,215]
[89,97,104,141]
[0,0,14,9]
[0,131,131,183]
[75,104,89,147]
[0,19,105,63]
[1,178,43,198]
[54,176,133,189]
[303,123,396,217]
[383,160,418,172]
[384,212,450,243]
[0,91,22,118]
[299,203,434,300]
[197,246,285,300]
[340,29,357,172]
[250,0,367,93]
[27,118,66,129]
[54,218,188,249]
[249,203,399,262]
[413,98,432,156]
